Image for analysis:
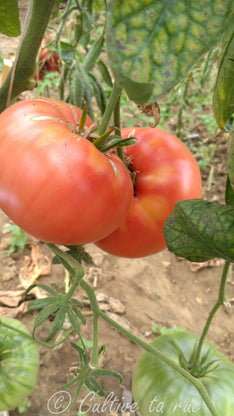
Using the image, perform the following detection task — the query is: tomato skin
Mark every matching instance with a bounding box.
[37,48,60,80]
[0,98,133,244]
[95,127,202,257]
[132,331,234,416]
[0,317,40,411]
[35,37,60,80]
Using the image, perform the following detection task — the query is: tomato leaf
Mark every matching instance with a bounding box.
[0,0,21,36]
[106,0,233,105]
[82,30,105,72]
[227,126,234,191]
[213,28,234,131]
[226,176,234,206]
[163,199,234,262]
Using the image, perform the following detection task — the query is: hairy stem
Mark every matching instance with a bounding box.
[0,0,57,112]
[96,81,122,135]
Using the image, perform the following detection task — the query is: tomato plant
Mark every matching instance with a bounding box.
[132,331,234,416]
[0,1,233,416]
[0,98,133,244]
[96,127,202,257]
[0,317,40,411]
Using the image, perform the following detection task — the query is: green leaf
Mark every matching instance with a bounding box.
[27,297,56,312]
[106,0,233,105]
[163,199,234,262]
[226,176,234,206]
[97,59,113,87]
[213,28,234,130]
[89,74,107,115]
[82,31,105,72]
[32,303,59,337]
[70,69,85,109]
[227,125,234,190]
[92,368,123,383]
[0,0,21,36]
[45,307,66,342]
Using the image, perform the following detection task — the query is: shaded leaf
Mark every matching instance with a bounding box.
[164,199,234,262]
[32,303,59,337]
[213,28,234,130]
[82,31,105,72]
[92,368,123,383]
[45,307,66,342]
[106,0,233,105]
[0,0,21,36]
[70,69,85,109]
[226,176,234,206]
[97,59,113,87]
[227,126,234,190]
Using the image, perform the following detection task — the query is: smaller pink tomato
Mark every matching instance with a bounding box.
[96,127,202,258]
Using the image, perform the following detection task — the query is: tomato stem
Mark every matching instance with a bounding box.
[80,280,99,367]
[96,81,122,136]
[191,260,231,370]
[0,0,57,112]
[43,243,221,416]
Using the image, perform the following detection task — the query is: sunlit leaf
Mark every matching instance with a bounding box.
[0,0,21,36]
[164,199,234,262]
[106,0,233,105]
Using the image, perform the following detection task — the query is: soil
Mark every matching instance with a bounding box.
[0,2,233,416]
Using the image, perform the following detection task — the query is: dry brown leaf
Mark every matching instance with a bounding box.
[81,292,125,314]
[0,302,28,319]
[19,242,51,287]
[188,259,225,272]
[0,289,25,307]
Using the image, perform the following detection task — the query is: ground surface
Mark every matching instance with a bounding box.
[0,2,233,416]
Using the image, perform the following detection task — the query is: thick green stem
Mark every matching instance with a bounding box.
[0,0,57,112]
[96,81,122,135]
[99,310,220,416]
[192,260,231,366]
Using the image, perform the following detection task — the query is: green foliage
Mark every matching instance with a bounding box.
[35,71,60,97]
[227,126,234,191]
[213,28,234,131]
[18,397,29,414]
[105,0,233,105]
[164,199,234,262]
[3,224,27,255]
[0,0,21,36]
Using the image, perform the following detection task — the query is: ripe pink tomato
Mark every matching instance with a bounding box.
[96,127,202,257]
[0,98,133,244]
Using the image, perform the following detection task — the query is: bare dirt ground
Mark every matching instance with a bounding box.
[0,2,233,416]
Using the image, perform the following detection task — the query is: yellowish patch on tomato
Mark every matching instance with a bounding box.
[139,194,170,224]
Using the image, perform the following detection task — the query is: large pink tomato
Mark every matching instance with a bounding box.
[96,127,202,257]
[0,98,133,244]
